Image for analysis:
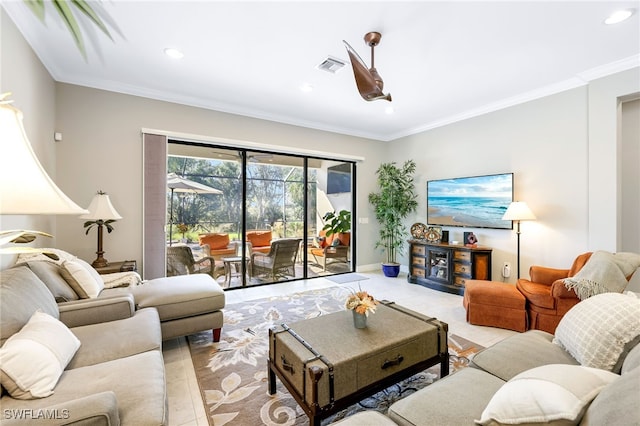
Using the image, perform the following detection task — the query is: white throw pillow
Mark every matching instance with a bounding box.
[60,258,104,298]
[476,364,619,426]
[553,292,640,371]
[0,311,81,399]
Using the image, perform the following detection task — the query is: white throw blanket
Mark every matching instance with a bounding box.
[563,251,640,300]
[102,271,142,288]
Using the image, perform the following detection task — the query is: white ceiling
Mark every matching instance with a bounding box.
[4,1,640,141]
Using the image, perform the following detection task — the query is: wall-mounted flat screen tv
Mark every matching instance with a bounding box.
[427,172,513,230]
[327,163,352,194]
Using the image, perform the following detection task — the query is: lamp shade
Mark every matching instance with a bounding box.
[80,191,122,221]
[502,201,536,221]
[0,100,88,215]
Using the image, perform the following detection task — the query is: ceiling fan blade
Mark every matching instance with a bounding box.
[343,40,392,102]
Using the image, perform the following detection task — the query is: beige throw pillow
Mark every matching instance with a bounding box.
[0,311,81,399]
[477,364,619,426]
[60,259,104,298]
[553,292,640,371]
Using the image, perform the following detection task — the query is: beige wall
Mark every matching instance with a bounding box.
[53,85,386,273]
[389,88,590,280]
[3,9,639,278]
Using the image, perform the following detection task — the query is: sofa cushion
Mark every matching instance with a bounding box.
[67,308,162,369]
[199,233,230,250]
[471,330,579,382]
[621,339,640,374]
[132,274,225,321]
[23,260,79,302]
[0,311,80,399]
[581,366,640,425]
[388,367,504,426]
[477,364,618,426]
[0,266,59,343]
[60,259,105,299]
[0,350,167,426]
[553,292,640,371]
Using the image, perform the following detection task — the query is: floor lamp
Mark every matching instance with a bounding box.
[502,201,536,279]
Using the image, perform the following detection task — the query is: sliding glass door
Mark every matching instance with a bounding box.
[166,141,354,288]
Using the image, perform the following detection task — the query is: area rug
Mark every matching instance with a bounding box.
[188,286,483,426]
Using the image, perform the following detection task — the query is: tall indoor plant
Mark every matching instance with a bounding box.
[368,160,418,277]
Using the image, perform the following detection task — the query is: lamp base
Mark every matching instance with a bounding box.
[91,253,109,268]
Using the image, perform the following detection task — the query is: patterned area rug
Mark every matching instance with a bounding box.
[188,286,483,426]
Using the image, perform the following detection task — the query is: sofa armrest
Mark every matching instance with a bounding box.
[58,294,135,328]
[528,266,570,285]
[550,279,579,299]
[1,391,119,425]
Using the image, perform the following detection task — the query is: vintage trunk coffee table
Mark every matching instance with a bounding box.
[268,301,449,426]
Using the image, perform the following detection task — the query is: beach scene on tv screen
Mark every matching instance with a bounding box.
[427,173,513,229]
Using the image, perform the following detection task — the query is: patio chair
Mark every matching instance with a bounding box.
[166,245,224,279]
[309,230,350,271]
[251,238,302,280]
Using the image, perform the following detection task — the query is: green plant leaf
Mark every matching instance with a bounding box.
[52,0,87,59]
[23,0,46,21]
[72,0,113,39]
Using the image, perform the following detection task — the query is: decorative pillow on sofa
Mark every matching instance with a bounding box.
[553,292,640,371]
[22,261,80,302]
[0,311,80,399]
[60,258,104,298]
[476,364,619,426]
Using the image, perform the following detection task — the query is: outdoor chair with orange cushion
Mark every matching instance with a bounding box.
[198,233,236,259]
[251,238,302,280]
[246,230,272,254]
[309,230,350,271]
[516,252,592,334]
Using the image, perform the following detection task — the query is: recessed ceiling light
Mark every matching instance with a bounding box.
[385,106,395,115]
[164,48,184,59]
[604,9,634,25]
[300,83,314,93]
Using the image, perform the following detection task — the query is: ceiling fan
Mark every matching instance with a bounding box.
[343,32,392,102]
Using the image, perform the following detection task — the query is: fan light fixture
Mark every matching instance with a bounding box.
[343,32,392,102]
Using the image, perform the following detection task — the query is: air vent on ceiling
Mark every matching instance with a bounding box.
[316,56,346,74]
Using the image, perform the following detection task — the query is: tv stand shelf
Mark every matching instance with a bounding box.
[407,240,492,295]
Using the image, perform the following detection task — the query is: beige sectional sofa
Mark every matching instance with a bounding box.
[17,251,225,342]
[334,291,640,426]
[1,265,167,425]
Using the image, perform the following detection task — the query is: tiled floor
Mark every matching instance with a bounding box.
[162,271,516,426]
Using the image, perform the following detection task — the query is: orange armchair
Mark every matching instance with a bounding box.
[516,252,592,334]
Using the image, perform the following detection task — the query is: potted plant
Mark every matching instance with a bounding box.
[368,160,418,277]
[322,210,351,237]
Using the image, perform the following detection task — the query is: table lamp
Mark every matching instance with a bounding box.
[81,191,122,267]
[502,201,536,279]
[0,94,88,256]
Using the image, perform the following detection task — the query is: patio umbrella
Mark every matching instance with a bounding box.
[167,173,223,245]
